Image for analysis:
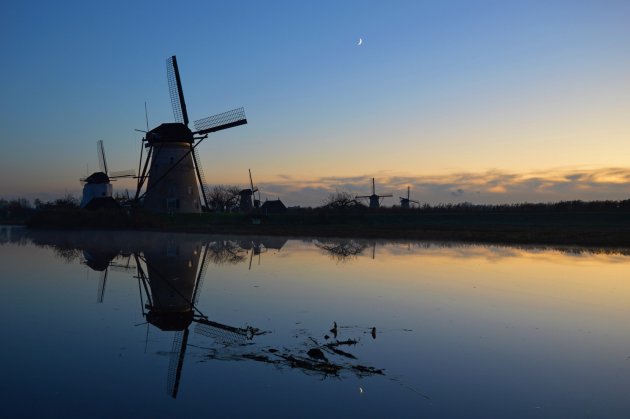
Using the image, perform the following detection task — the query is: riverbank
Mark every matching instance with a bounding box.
[13,206,630,247]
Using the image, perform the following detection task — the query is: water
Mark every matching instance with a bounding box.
[1,226,630,418]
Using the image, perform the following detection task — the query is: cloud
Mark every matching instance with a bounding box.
[6,167,630,208]
[251,167,630,207]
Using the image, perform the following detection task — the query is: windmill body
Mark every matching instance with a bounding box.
[80,140,134,209]
[143,124,202,213]
[399,186,419,209]
[143,239,202,331]
[80,172,113,208]
[136,56,247,213]
[356,178,392,209]
[239,169,260,212]
[368,195,381,209]
[238,189,255,212]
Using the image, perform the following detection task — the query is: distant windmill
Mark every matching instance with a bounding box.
[239,169,261,212]
[399,186,419,208]
[135,55,247,213]
[80,140,135,209]
[356,178,393,209]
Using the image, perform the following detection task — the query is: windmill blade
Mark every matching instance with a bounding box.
[166,56,189,126]
[97,269,108,303]
[191,147,210,209]
[193,107,247,135]
[194,318,254,343]
[110,169,136,178]
[97,140,108,174]
[249,168,255,191]
[166,329,189,399]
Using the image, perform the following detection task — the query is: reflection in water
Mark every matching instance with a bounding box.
[0,228,385,399]
[314,239,368,262]
[134,240,258,398]
[5,226,630,416]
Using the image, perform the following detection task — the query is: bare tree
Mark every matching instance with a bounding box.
[314,239,368,262]
[322,191,363,210]
[208,185,241,212]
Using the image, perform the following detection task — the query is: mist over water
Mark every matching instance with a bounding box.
[1,226,630,418]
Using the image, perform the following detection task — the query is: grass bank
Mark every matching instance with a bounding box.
[20,206,630,247]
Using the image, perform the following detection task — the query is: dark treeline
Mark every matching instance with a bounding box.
[399,199,630,213]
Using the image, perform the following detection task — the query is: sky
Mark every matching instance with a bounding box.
[1,0,629,206]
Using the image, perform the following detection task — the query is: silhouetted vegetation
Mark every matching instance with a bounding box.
[207,185,240,212]
[10,194,630,246]
[0,197,34,223]
[321,191,365,210]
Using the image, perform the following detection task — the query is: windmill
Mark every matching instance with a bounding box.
[80,140,136,209]
[355,178,393,209]
[239,169,261,212]
[134,240,257,398]
[134,56,247,213]
[399,186,419,208]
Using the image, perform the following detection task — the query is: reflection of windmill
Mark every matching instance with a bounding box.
[399,186,419,209]
[134,55,247,213]
[134,241,256,398]
[80,140,135,209]
[356,178,392,209]
[247,241,265,270]
[239,169,261,212]
[83,250,136,303]
[242,238,287,270]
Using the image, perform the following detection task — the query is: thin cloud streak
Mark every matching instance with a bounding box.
[257,167,630,207]
[5,167,630,208]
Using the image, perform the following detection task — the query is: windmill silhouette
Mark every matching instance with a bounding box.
[399,186,419,208]
[356,178,392,209]
[134,241,257,398]
[239,169,261,212]
[80,140,135,209]
[135,56,247,213]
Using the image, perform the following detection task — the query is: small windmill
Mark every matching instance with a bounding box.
[399,186,419,208]
[356,178,393,209]
[134,55,247,213]
[239,169,261,212]
[80,140,135,209]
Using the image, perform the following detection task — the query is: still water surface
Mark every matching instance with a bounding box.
[1,226,630,418]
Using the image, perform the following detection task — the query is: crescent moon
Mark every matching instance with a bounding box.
[357,38,363,46]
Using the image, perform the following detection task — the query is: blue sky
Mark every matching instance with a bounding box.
[1,1,629,206]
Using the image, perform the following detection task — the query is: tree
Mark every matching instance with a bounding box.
[50,194,79,209]
[321,191,363,210]
[208,185,240,212]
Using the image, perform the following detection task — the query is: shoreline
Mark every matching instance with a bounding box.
[5,206,630,248]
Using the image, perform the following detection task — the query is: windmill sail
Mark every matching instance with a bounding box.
[97,140,108,174]
[166,56,189,126]
[193,107,247,135]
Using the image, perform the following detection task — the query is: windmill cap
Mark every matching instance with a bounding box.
[147,310,194,331]
[146,123,193,144]
[85,171,110,183]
